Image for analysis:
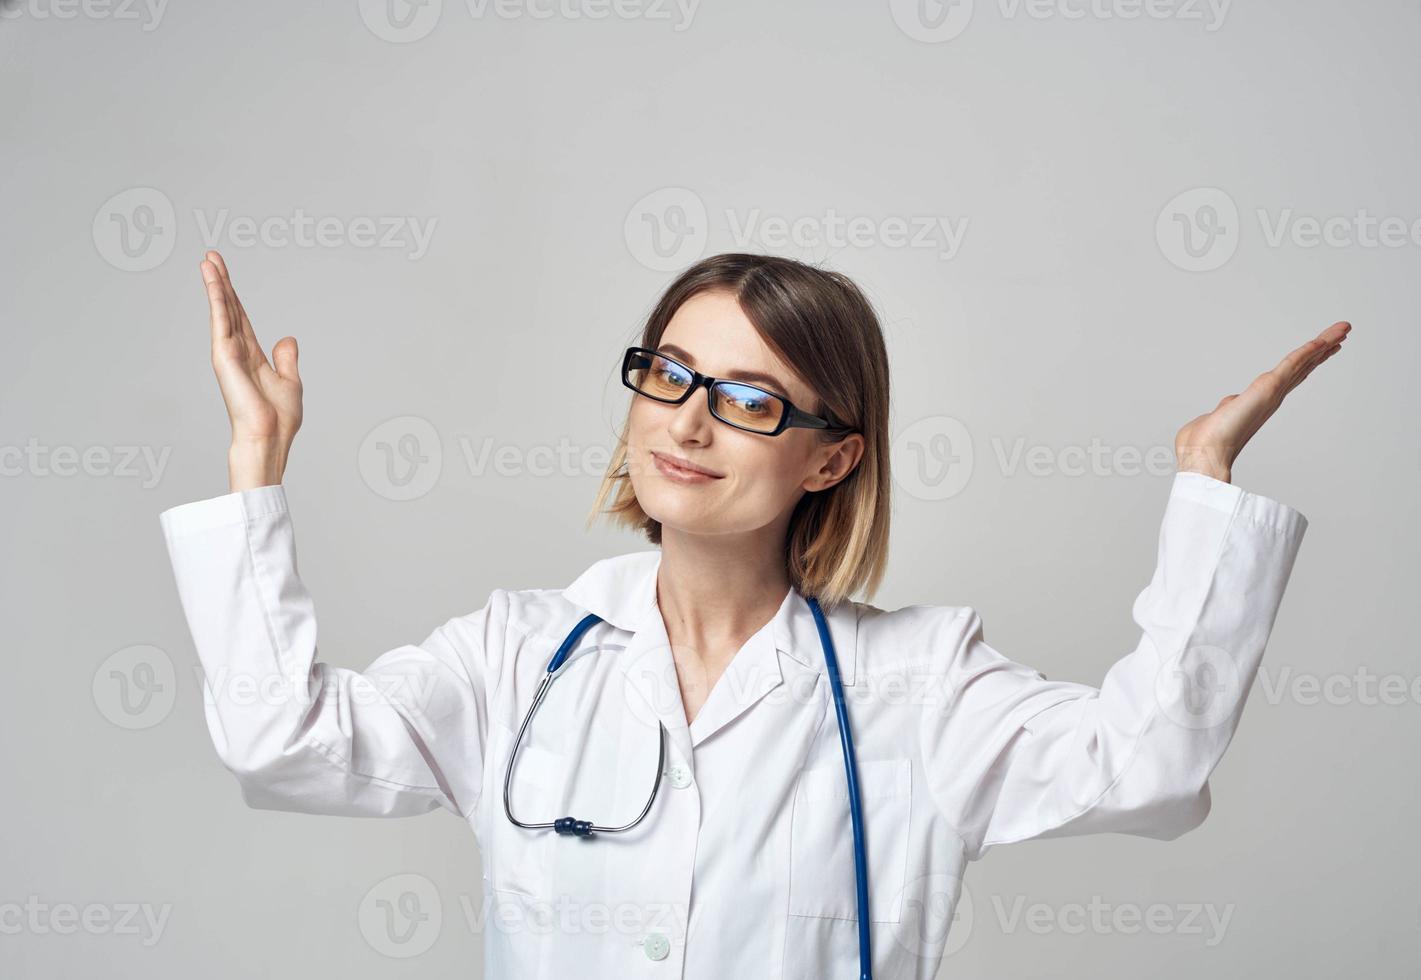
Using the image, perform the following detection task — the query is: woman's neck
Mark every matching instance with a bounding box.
[655,530,792,725]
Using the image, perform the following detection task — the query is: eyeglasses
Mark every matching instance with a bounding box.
[620,346,855,437]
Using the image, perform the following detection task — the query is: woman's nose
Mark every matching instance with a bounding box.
[668,386,717,438]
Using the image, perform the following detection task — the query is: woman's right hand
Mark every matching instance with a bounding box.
[200,249,304,492]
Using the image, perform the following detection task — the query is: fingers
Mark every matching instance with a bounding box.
[1283,340,1343,396]
[1272,321,1351,380]
[206,251,253,330]
[271,336,300,383]
[203,249,271,369]
[201,258,233,343]
[1276,322,1350,398]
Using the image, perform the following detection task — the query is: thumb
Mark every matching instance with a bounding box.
[272,336,300,382]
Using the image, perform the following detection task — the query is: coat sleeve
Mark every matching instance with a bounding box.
[158,485,503,820]
[920,471,1309,861]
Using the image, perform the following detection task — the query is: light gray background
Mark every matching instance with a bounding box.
[2,1,1416,976]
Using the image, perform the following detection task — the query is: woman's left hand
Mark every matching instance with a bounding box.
[1174,320,1352,483]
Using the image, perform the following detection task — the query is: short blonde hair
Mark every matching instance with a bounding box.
[586,254,892,607]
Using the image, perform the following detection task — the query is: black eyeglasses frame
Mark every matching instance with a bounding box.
[620,346,855,438]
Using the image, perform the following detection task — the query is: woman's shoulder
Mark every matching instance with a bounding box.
[849,597,987,674]
[458,550,662,647]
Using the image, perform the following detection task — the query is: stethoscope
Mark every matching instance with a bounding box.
[503,592,874,980]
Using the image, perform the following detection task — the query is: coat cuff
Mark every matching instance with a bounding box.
[1169,470,1309,540]
[158,485,289,538]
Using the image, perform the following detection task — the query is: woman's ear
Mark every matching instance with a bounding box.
[805,433,864,492]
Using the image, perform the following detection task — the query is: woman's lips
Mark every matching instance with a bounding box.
[651,451,723,483]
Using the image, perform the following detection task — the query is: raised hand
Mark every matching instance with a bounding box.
[200,250,303,491]
[1175,320,1352,483]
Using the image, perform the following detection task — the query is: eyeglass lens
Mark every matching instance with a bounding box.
[627,351,786,433]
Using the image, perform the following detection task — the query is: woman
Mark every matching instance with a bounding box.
[160,249,1347,979]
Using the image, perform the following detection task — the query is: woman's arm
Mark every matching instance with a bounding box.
[160,485,502,818]
[921,471,1306,860]
[160,251,497,818]
[922,320,1349,860]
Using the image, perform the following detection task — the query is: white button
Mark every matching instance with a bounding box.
[643,932,670,961]
[665,764,692,789]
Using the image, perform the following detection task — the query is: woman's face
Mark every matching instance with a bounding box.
[625,290,863,540]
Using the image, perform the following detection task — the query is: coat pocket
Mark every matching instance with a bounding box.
[787,757,912,922]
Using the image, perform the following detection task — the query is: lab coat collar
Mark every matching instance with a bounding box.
[561,549,858,685]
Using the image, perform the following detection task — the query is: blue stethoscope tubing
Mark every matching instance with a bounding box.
[808,594,874,980]
[525,594,873,979]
